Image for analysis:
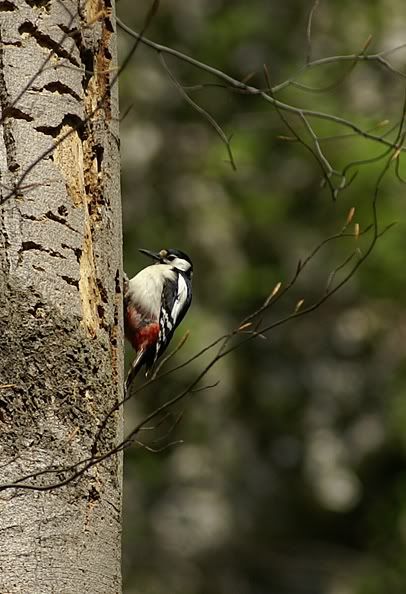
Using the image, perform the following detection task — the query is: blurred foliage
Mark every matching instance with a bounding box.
[117,1,406,593]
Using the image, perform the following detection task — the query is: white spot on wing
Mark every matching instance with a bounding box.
[172,274,188,324]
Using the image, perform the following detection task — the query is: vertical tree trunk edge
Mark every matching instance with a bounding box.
[0,1,123,592]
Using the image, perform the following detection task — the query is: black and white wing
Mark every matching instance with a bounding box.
[155,272,192,363]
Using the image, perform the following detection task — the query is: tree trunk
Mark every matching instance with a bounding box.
[0,1,123,592]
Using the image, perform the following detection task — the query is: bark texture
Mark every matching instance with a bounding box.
[0,1,123,592]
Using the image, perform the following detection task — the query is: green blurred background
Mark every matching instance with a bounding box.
[117,1,406,592]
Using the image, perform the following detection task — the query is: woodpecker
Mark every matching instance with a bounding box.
[124,248,193,377]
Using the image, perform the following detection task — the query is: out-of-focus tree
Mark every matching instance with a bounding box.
[118,1,406,593]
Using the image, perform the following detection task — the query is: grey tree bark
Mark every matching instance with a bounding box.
[0,1,123,592]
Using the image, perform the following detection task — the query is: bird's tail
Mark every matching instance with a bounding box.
[125,348,145,391]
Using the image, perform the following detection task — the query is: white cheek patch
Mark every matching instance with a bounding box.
[172,257,191,273]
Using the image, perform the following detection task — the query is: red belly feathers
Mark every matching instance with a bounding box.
[125,306,160,352]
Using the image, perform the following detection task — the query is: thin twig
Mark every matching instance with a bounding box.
[306,0,320,64]
[159,54,237,170]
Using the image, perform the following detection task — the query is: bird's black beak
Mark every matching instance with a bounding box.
[139,248,162,261]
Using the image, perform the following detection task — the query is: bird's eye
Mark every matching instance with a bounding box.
[167,255,175,261]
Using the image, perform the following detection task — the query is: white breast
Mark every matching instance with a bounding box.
[127,264,176,319]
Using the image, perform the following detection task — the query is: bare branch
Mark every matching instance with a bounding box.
[117,19,406,156]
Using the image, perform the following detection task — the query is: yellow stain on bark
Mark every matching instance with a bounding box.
[54,126,101,337]
[85,0,112,120]
[79,222,100,337]
[52,0,114,337]
[86,0,103,23]
[54,126,84,207]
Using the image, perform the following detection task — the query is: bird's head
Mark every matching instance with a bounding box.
[139,248,193,277]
